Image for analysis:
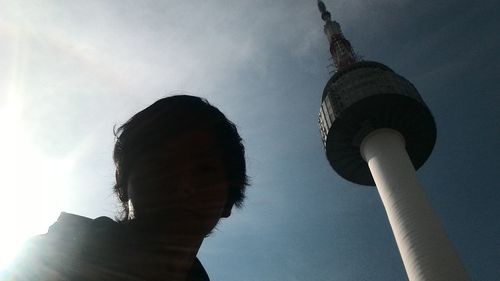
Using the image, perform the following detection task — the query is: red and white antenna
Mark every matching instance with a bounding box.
[317,0,357,71]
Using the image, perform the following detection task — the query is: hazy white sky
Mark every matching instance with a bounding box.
[1,0,499,280]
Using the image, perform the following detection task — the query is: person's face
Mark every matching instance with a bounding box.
[127,129,232,236]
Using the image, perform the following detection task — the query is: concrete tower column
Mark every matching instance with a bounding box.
[360,128,468,281]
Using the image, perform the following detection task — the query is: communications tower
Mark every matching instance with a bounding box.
[316,1,469,280]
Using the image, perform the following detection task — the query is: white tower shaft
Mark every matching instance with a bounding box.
[360,129,469,281]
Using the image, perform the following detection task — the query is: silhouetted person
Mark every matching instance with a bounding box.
[2,95,248,281]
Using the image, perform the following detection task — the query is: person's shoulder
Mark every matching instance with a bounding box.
[1,212,121,281]
[18,212,100,252]
[49,212,115,232]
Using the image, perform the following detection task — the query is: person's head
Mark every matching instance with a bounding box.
[113,95,248,235]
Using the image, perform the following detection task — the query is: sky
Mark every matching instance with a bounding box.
[0,0,499,280]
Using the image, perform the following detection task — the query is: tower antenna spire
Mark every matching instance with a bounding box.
[317,0,357,71]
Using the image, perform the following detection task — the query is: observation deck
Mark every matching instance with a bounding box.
[319,61,437,185]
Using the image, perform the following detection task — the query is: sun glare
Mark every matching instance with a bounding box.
[0,97,72,270]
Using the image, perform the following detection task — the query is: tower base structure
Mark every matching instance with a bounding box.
[360,128,469,281]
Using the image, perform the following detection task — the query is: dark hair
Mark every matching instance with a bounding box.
[113,95,248,220]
